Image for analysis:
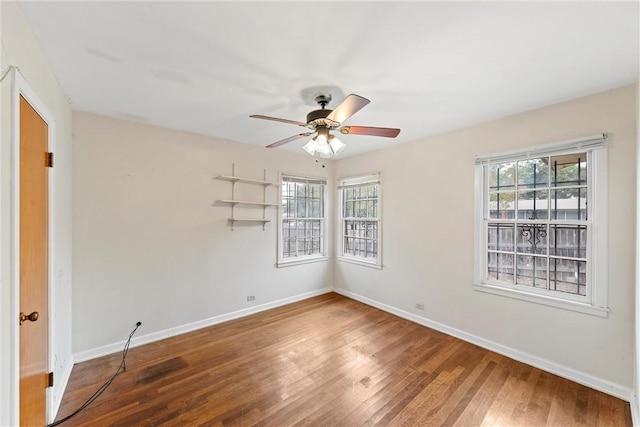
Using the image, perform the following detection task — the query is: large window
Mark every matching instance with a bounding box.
[474,135,608,316]
[339,174,381,267]
[279,175,327,266]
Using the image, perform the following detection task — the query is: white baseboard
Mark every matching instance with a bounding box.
[334,287,634,402]
[631,393,639,427]
[48,356,74,423]
[74,288,333,363]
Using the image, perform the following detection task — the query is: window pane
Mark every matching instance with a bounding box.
[489,192,515,219]
[297,197,306,218]
[551,153,587,187]
[369,221,378,240]
[489,162,515,190]
[297,238,306,253]
[516,224,548,255]
[367,238,377,258]
[487,252,514,282]
[550,258,586,296]
[358,200,367,217]
[344,201,352,218]
[343,219,379,258]
[516,255,547,289]
[284,197,290,217]
[551,188,586,220]
[549,225,586,258]
[344,236,352,253]
[517,190,548,220]
[487,223,514,252]
[298,183,307,197]
[517,158,548,189]
[311,200,320,218]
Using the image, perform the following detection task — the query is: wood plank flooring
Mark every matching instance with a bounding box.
[55,293,632,426]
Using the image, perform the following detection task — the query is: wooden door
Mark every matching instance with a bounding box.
[19,95,49,426]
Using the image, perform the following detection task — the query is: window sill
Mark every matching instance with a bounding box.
[277,256,328,268]
[337,256,382,270]
[473,282,609,318]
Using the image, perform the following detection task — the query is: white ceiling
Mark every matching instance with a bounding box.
[17,1,639,158]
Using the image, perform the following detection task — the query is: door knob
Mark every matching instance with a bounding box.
[19,311,39,325]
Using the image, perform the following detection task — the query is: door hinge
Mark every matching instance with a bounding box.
[47,371,54,387]
[45,152,54,168]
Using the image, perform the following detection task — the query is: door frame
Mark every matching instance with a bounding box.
[8,68,57,425]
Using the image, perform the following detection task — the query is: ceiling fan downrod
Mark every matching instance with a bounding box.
[315,94,331,109]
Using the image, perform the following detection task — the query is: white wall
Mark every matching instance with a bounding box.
[0,1,74,424]
[335,85,637,396]
[72,111,334,356]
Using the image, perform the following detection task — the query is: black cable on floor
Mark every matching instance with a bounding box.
[48,322,142,427]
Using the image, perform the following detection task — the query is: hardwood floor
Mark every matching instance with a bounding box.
[56,293,632,426]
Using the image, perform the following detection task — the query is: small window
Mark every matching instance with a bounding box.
[278,175,327,266]
[339,174,381,268]
[474,135,608,316]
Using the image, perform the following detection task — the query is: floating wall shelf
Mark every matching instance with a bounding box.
[218,199,278,207]
[216,164,276,230]
[216,175,276,186]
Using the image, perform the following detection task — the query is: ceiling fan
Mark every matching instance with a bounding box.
[250,94,400,158]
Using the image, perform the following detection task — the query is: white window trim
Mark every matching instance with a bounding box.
[338,173,383,269]
[277,174,328,267]
[473,134,609,317]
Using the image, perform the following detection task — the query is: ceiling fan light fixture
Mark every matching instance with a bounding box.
[303,127,336,158]
[316,133,328,146]
[303,132,336,158]
[302,138,319,156]
[329,135,346,156]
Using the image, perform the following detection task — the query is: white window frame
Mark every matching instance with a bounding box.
[277,174,328,267]
[338,173,382,269]
[473,134,608,317]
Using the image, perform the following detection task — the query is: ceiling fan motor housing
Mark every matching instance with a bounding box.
[306,109,340,129]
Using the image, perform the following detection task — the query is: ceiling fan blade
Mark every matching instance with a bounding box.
[266,133,312,148]
[326,94,370,124]
[250,115,308,127]
[339,126,401,138]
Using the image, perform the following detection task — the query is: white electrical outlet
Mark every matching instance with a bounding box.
[247,295,256,301]
[415,303,424,310]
